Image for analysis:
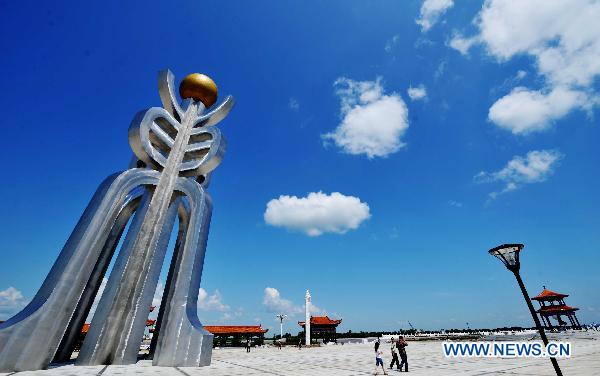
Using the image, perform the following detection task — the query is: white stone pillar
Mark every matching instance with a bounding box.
[305,290,311,346]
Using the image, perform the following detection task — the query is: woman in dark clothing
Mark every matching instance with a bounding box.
[396,336,408,372]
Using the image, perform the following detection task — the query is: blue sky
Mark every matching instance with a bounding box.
[0,0,599,334]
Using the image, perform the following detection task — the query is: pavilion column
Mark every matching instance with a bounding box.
[542,316,550,328]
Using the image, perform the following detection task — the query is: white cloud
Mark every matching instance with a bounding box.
[289,97,299,111]
[434,60,447,81]
[475,150,563,199]
[516,70,527,80]
[0,287,24,304]
[448,35,477,55]
[0,287,28,319]
[465,0,600,86]
[488,87,589,134]
[264,191,371,236]
[263,287,302,315]
[263,287,327,317]
[198,288,230,312]
[450,0,600,133]
[385,35,400,52]
[322,78,409,159]
[491,70,530,95]
[219,309,243,322]
[309,303,327,316]
[407,84,428,101]
[417,0,454,32]
[448,200,463,208]
[219,312,233,321]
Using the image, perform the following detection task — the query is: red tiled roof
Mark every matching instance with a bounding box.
[537,305,579,314]
[532,289,568,301]
[204,325,268,334]
[298,316,342,327]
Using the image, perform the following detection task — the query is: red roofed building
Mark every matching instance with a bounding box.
[532,286,581,330]
[204,325,268,335]
[298,316,342,344]
[204,325,268,347]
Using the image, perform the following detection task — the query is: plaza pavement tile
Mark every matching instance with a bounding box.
[1,333,598,375]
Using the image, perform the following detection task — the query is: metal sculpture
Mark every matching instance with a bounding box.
[0,70,234,371]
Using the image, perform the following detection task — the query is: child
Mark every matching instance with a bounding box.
[374,348,388,375]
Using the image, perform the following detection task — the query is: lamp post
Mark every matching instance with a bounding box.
[488,243,562,376]
[275,314,287,340]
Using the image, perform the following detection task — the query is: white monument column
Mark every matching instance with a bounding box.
[305,290,311,346]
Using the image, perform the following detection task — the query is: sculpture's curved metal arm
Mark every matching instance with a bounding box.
[158,70,184,121]
[193,95,235,128]
[53,188,146,363]
[152,177,214,366]
[76,185,180,366]
[0,169,161,372]
[180,126,226,177]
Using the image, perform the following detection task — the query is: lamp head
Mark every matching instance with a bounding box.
[489,243,524,272]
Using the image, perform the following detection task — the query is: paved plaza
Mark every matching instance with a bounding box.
[3,332,599,376]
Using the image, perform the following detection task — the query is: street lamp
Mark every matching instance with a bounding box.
[489,243,562,376]
[275,314,287,340]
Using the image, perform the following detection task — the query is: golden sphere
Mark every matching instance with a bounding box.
[179,73,218,107]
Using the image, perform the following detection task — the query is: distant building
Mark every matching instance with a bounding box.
[204,325,268,347]
[298,316,342,343]
[532,287,581,330]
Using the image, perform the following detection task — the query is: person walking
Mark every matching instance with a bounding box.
[374,337,380,353]
[245,338,251,353]
[397,336,408,372]
[389,337,400,370]
[374,348,388,375]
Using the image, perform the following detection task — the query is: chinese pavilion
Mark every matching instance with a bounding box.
[204,325,268,347]
[298,316,342,344]
[532,286,581,330]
